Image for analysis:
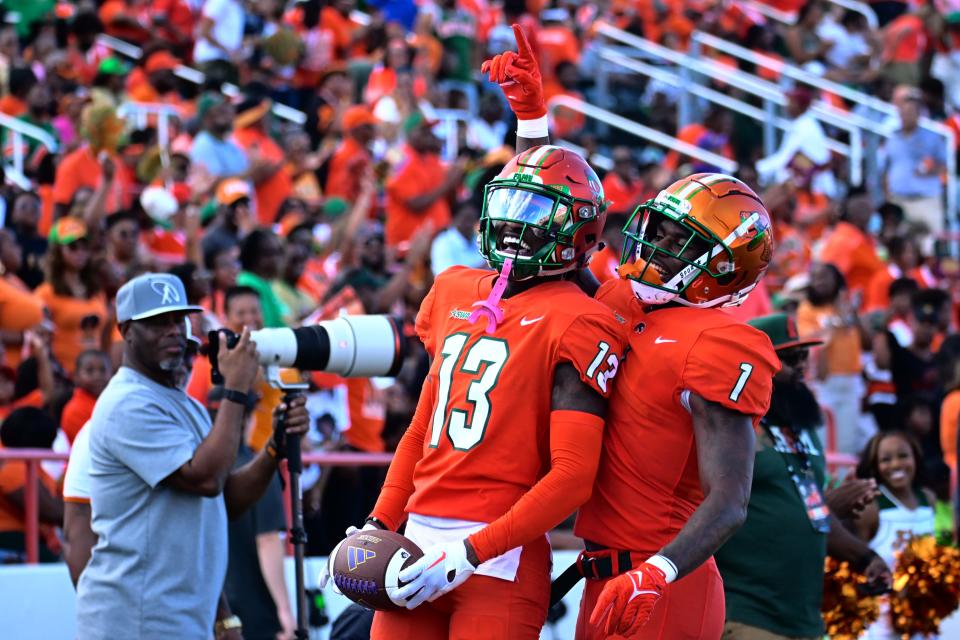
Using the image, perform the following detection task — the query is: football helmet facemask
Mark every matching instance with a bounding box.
[479,146,607,280]
[618,173,773,308]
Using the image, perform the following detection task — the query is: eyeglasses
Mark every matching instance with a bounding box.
[779,348,809,367]
[80,314,101,330]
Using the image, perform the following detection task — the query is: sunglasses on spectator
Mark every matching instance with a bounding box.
[80,314,101,330]
[779,348,809,367]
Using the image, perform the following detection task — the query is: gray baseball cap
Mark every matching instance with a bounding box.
[116,273,204,322]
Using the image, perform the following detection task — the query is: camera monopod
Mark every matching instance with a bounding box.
[268,367,311,640]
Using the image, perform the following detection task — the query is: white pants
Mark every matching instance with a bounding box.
[812,373,874,456]
[889,195,945,254]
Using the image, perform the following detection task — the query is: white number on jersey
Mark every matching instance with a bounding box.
[430,334,509,451]
[729,362,754,402]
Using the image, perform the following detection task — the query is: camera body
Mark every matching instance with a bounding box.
[208,315,407,388]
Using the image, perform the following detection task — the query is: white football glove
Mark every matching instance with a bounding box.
[394,540,477,609]
[318,523,381,590]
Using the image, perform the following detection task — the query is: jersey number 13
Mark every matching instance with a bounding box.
[430,333,508,451]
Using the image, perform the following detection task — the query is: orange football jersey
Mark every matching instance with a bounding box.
[575,278,779,553]
[405,267,627,523]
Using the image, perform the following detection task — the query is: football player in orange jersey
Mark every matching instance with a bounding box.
[320,140,627,637]
[484,26,780,640]
[570,175,780,640]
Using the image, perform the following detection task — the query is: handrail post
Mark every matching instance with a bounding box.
[850,127,863,188]
[596,55,610,138]
[762,99,777,158]
[24,459,38,564]
[12,130,24,177]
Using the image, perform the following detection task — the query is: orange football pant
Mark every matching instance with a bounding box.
[575,557,725,640]
[370,535,550,640]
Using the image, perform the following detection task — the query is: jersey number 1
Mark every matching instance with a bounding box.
[430,334,509,451]
[729,362,753,402]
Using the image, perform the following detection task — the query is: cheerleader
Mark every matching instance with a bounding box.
[855,431,936,639]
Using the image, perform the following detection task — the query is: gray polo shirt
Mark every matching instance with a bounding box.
[884,127,945,199]
[76,366,228,640]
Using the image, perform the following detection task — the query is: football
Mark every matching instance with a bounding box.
[329,529,424,611]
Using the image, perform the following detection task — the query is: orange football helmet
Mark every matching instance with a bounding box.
[479,145,608,280]
[618,173,773,307]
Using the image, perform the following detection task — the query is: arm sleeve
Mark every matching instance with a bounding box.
[467,410,604,563]
[370,378,436,530]
[682,324,779,419]
[0,279,44,331]
[103,397,198,488]
[556,312,627,398]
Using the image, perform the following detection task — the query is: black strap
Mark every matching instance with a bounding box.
[549,549,634,607]
[550,561,583,607]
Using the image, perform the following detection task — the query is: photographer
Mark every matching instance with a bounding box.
[75,273,308,640]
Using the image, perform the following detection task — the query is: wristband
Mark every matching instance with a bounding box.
[646,553,679,584]
[517,115,549,139]
[214,615,242,634]
[221,388,250,405]
[364,516,388,530]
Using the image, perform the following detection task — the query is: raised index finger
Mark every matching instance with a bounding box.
[512,24,533,60]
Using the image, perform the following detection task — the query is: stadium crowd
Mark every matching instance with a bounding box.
[2,0,960,638]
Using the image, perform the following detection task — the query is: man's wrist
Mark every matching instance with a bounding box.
[221,388,252,405]
[517,115,549,139]
[645,553,678,584]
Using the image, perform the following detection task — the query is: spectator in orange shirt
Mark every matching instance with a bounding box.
[52,104,130,219]
[602,147,646,216]
[664,106,734,171]
[536,8,580,86]
[321,0,365,60]
[817,186,885,300]
[865,236,922,312]
[325,105,377,207]
[882,8,927,86]
[232,97,292,226]
[128,50,181,106]
[797,262,869,454]
[0,67,35,117]
[384,113,465,250]
[60,350,112,444]
[35,218,108,376]
[0,407,62,562]
[545,61,587,140]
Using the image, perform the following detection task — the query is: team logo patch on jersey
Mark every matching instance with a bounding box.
[347,546,377,571]
[450,309,471,320]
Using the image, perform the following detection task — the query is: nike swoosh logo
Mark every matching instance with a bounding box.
[520,316,544,326]
[427,552,447,570]
[654,337,677,344]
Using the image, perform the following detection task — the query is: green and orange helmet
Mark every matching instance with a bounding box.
[619,173,774,308]
[479,145,608,280]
